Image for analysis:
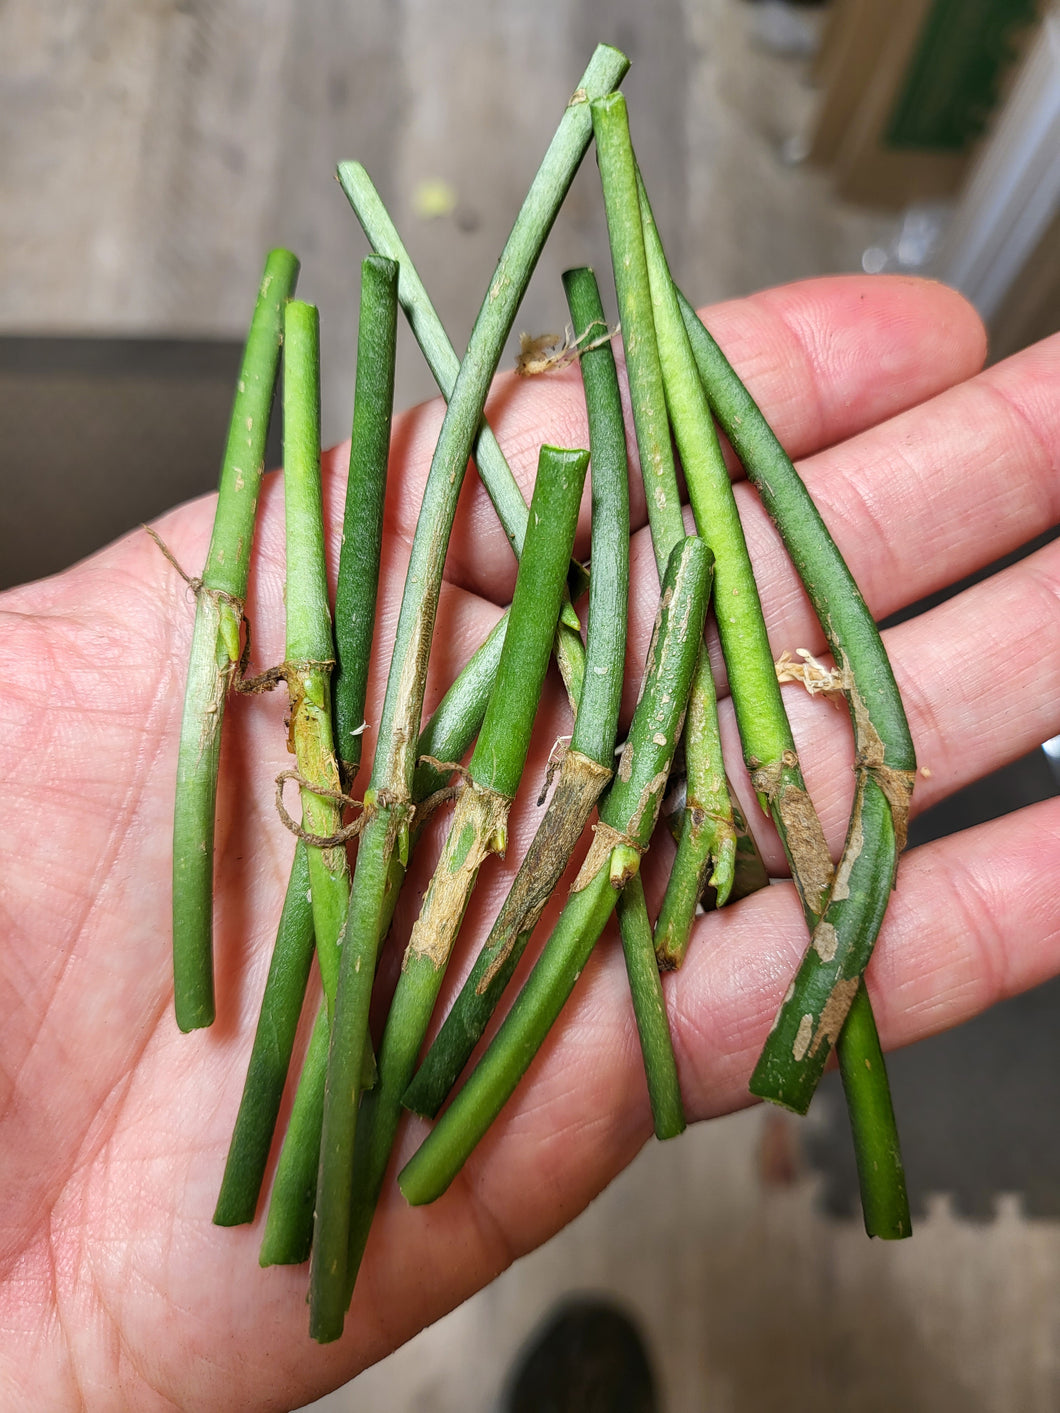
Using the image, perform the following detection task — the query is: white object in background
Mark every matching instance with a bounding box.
[934,13,1060,322]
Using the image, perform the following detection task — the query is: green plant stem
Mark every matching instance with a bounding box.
[336,159,585,704]
[413,613,509,798]
[397,536,711,1206]
[468,447,590,799]
[404,266,629,1120]
[259,996,331,1266]
[172,247,298,1031]
[617,874,685,1139]
[333,254,399,784]
[677,288,914,1238]
[662,760,769,913]
[213,841,315,1226]
[839,981,910,1238]
[258,613,509,1264]
[638,173,804,846]
[282,301,348,1008]
[562,267,631,769]
[314,446,589,1338]
[728,794,771,901]
[308,49,629,1342]
[593,96,735,965]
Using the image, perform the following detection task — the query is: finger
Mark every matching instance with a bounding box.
[408,275,986,604]
[52,277,989,692]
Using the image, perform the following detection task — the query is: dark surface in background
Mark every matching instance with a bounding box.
[0,336,282,591]
[3,334,1058,1220]
[809,745,1060,1221]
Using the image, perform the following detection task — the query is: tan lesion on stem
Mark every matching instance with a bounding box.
[379,594,438,795]
[405,782,512,970]
[807,975,860,1061]
[751,753,832,918]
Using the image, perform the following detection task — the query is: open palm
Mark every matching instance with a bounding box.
[2,276,1058,1411]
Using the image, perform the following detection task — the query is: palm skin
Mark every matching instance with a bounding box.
[1,276,1059,1411]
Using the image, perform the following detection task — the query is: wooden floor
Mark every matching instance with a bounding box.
[7,2,1060,1409]
[2,0,890,442]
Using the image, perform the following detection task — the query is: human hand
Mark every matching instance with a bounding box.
[1,275,1057,1411]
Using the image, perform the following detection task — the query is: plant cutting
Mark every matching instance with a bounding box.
[590,93,737,969]
[171,247,299,1031]
[319,442,590,1337]
[587,88,908,1237]
[214,256,398,1228]
[637,157,910,1239]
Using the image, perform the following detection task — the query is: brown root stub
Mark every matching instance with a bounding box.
[515,321,620,376]
[417,755,472,783]
[775,648,852,698]
[147,521,247,679]
[273,770,365,847]
[237,656,336,697]
[144,523,238,609]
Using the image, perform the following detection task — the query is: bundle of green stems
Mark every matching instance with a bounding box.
[170,42,916,1346]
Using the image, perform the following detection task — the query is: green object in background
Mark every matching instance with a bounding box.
[886,0,1038,151]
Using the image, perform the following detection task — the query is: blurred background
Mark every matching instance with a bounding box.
[4,1,1060,1408]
